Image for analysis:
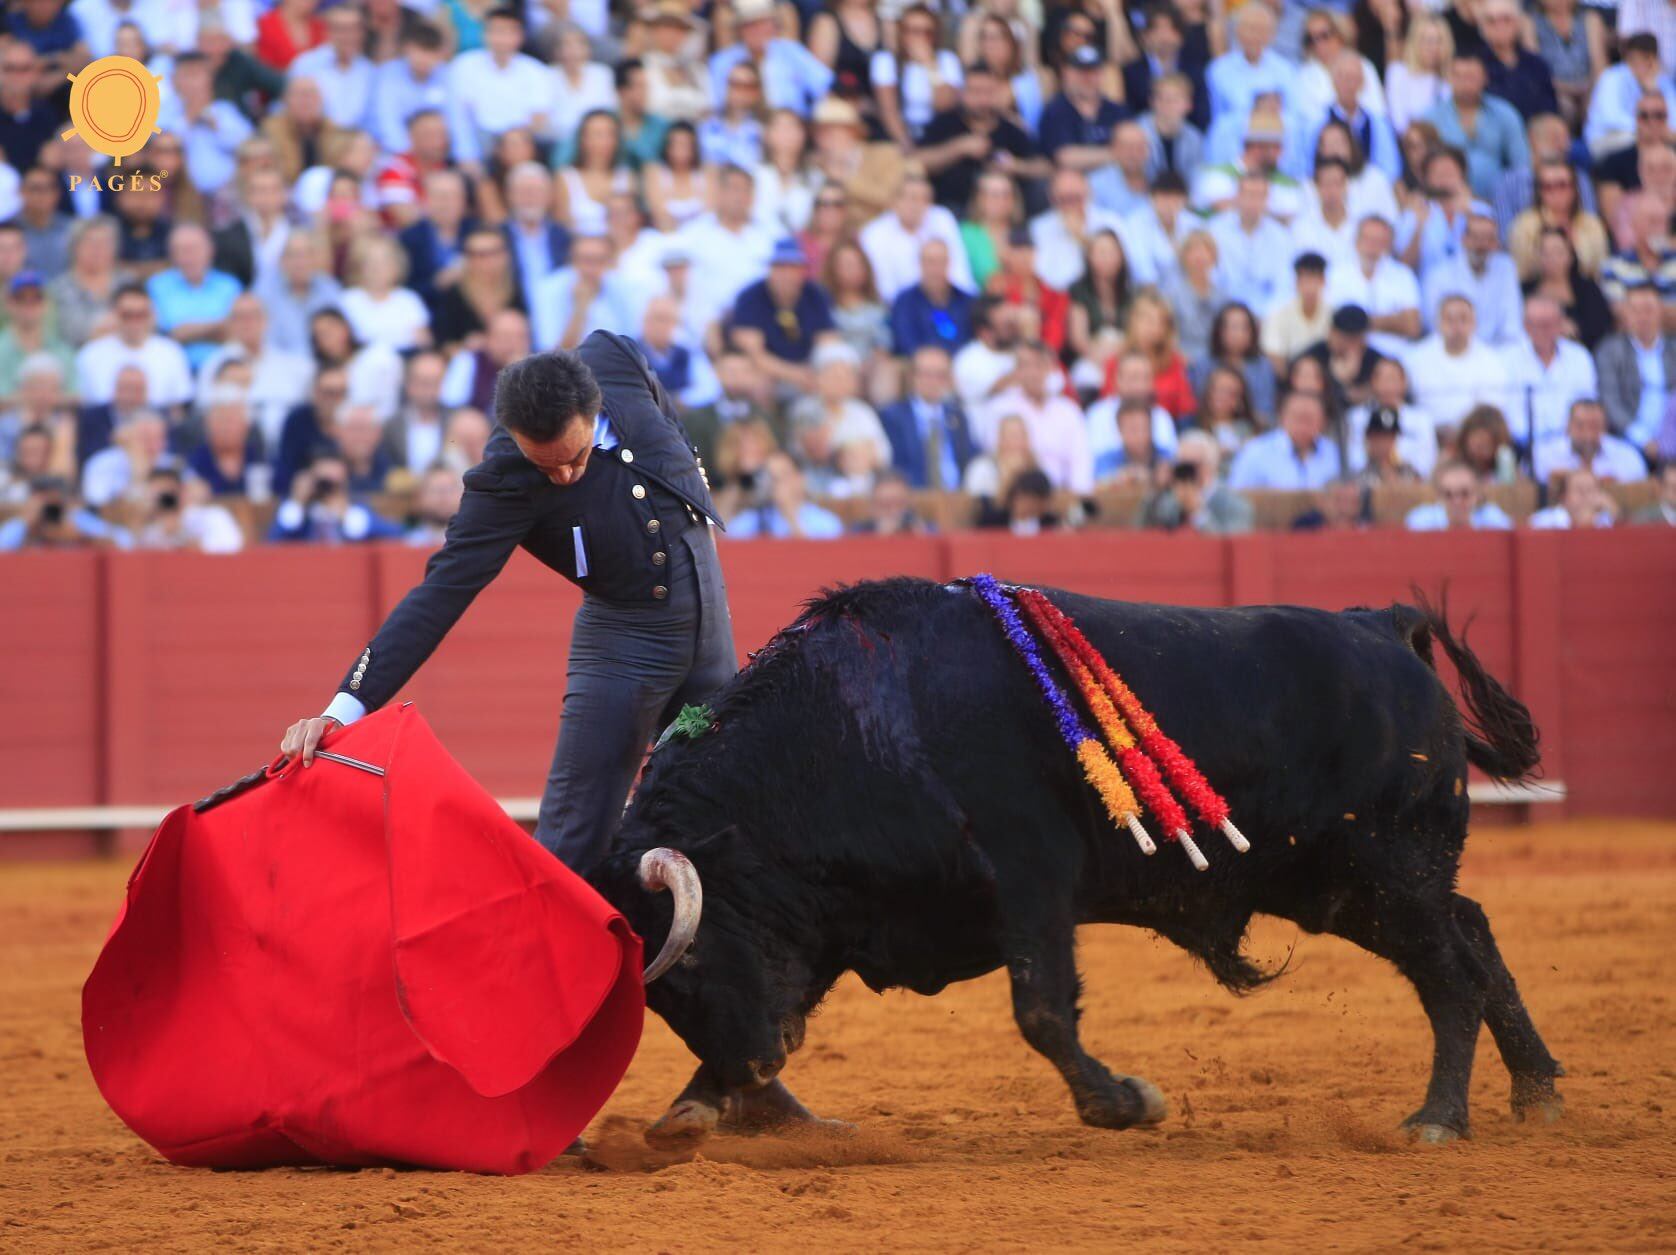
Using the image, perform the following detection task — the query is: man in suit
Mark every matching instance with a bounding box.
[280,332,736,873]
[1594,284,1676,458]
[1123,4,1210,131]
[878,346,977,490]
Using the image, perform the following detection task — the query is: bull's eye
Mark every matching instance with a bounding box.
[677,950,699,970]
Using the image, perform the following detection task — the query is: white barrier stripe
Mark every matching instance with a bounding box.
[0,782,1569,833]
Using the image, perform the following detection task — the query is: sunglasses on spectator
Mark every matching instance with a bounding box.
[1638,108,1668,120]
[1306,26,1337,42]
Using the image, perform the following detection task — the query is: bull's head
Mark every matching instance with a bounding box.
[599,843,814,1092]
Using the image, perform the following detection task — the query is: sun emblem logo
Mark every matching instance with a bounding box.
[62,56,163,165]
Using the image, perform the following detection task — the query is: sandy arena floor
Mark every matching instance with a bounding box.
[2,819,1673,1252]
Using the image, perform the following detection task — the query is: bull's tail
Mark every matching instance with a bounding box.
[1405,590,1543,785]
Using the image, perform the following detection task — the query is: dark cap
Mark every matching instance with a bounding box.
[1365,406,1402,437]
[1332,304,1369,334]
[1150,170,1189,197]
[9,270,44,294]
[1067,44,1103,70]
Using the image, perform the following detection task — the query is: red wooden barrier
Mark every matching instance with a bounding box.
[2,532,1673,832]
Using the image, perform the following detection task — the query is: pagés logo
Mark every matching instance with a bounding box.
[62,55,163,165]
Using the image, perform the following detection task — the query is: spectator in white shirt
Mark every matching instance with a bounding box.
[193,294,313,448]
[1529,467,1617,529]
[338,236,431,352]
[676,165,778,313]
[1404,460,1515,530]
[859,170,974,303]
[1208,172,1294,315]
[1533,398,1651,483]
[1029,167,1128,293]
[952,295,1022,412]
[1288,158,1358,268]
[549,24,618,148]
[288,6,375,131]
[1325,215,1422,358]
[978,339,1093,494]
[1499,296,1600,450]
[1406,295,1512,435]
[75,283,194,409]
[446,7,553,169]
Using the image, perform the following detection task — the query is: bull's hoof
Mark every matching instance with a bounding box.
[645,1099,719,1150]
[1511,1073,1566,1124]
[1120,1076,1168,1126]
[1411,1123,1461,1145]
[1076,1077,1167,1130]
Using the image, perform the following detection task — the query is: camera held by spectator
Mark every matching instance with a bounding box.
[1141,430,1254,534]
[0,475,129,551]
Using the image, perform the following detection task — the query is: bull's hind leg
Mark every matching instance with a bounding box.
[1326,890,1489,1141]
[1451,893,1566,1122]
[1003,914,1166,1130]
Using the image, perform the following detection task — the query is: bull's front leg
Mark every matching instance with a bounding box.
[1005,918,1166,1131]
[646,1065,836,1147]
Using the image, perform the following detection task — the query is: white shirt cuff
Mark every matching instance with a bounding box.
[322,692,368,726]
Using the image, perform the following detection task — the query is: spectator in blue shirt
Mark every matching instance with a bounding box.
[371,23,453,155]
[146,224,242,371]
[730,236,837,395]
[1228,388,1344,489]
[1038,44,1131,172]
[727,449,845,538]
[707,0,833,118]
[156,52,255,197]
[1206,2,1291,124]
[1425,54,1530,202]
[889,238,975,357]
[1404,460,1515,531]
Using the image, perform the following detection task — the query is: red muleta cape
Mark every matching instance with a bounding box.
[82,703,644,1174]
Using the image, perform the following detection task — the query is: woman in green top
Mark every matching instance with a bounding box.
[960,170,1020,292]
[1067,229,1133,368]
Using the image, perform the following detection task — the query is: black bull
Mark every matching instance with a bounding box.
[587,578,1563,1147]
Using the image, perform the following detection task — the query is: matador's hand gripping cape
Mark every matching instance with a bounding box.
[82,704,644,1174]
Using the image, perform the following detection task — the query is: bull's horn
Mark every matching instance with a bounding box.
[638,848,703,984]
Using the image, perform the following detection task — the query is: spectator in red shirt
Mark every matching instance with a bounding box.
[256,0,327,71]
[1119,290,1195,420]
[986,226,1069,355]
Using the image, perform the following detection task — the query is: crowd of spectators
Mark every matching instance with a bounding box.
[3,0,1676,554]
